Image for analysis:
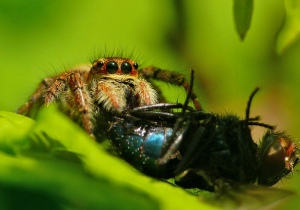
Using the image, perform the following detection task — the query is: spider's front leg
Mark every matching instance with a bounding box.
[66,72,94,136]
[139,67,202,111]
[44,71,95,136]
[17,77,55,115]
[17,70,95,137]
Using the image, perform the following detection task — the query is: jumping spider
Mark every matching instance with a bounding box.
[17,57,202,138]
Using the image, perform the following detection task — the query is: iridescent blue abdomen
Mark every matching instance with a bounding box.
[108,116,179,178]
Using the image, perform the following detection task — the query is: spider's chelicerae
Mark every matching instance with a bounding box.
[17,57,202,138]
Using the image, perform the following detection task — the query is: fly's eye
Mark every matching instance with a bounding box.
[133,62,138,69]
[106,61,118,73]
[121,62,132,74]
[257,132,299,187]
[257,140,286,186]
[96,61,104,68]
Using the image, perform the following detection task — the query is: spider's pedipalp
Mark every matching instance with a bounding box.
[92,74,158,112]
[93,78,128,112]
[135,78,158,106]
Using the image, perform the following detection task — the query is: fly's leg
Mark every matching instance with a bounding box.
[139,67,202,111]
[174,169,233,193]
[157,69,206,164]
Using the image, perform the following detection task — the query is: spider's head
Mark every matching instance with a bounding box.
[91,57,139,77]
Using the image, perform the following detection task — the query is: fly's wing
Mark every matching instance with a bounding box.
[203,185,294,210]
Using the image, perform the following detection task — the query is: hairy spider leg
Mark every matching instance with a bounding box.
[139,67,202,111]
[18,70,95,136]
[64,71,94,136]
[17,77,55,115]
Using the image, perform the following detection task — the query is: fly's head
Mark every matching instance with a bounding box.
[257,131,299,186]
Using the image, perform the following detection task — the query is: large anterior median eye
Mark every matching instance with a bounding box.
[106,61,118,73]
[121,62,132,74]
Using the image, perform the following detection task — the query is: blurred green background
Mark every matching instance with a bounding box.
[0,0,300,209]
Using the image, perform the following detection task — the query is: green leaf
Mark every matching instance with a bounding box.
[0,111,35,155]
[0,153,159,210]
[233,0,254,40]
[276,0,300,54]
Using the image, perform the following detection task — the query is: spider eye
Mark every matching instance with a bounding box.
[257,132,298,186]
[106,61,118,73]
[121,62,132,74]
[96,61,104,68]
[133,62,138,69]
